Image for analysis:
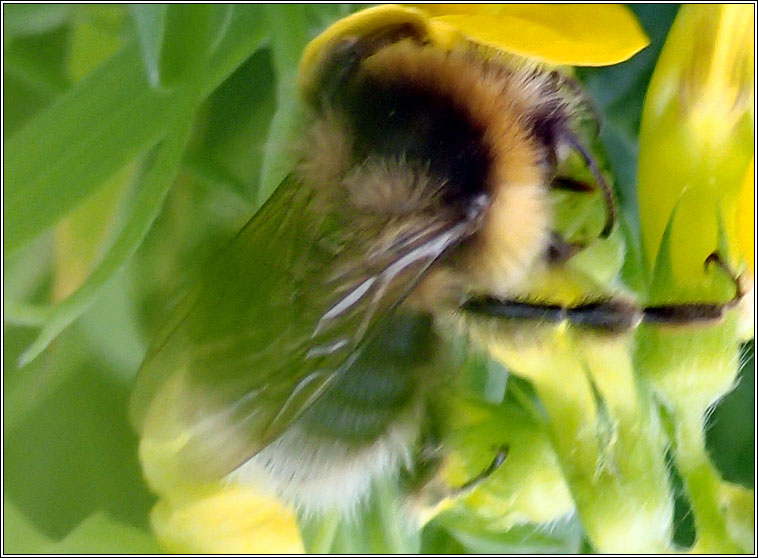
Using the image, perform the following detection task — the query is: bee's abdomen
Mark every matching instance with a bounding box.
[299,312,435,444]
[300,363,416,443]
[234,313,437,513]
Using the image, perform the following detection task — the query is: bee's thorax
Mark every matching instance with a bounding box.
[298,41,559,297]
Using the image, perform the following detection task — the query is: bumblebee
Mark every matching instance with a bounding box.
[131,5,743,517]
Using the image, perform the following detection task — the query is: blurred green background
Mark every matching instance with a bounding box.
[3,4,753,553]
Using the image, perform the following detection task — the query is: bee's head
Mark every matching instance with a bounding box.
[296,9,579,298]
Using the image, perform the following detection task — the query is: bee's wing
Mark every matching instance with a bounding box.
[131,174,479,481]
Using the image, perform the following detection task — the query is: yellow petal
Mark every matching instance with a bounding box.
[421,5,649,66]
[735,159,755,340]
[299,4,649,96]
[138,370,305,553]
[736,158,755,276]
[151,483,304,554]
[638,5,754,284]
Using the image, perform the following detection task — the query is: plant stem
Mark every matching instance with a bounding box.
[488,330,675,553]
[672,407,742,553]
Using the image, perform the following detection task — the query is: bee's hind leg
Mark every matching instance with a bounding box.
[462,253,745,331]
[448,445,509,498]
[705,251,744,301]
[642,251,744,326]
[462,297,642,334]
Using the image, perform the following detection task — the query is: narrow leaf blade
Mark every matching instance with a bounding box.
[4,44,173,252]
[18,87,198,367]
[130,4,167,86]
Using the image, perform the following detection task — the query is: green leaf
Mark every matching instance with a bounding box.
[65,6,126,82]
[3,497,52,553]
[442,514,583,554]
[77,267,146,379]
[420,523,468,554]
[18,84,199,367]
[40,512,163,554]
[159,5,230,87]
[130,4,167,86]
[4,44,174,252]
[10,11,269,365]
[4,348,155,536]
[323,480,421,554]
[50,159,136,305]
[368,478,421,553]
[618,210,650,296]
[5,7,267,254]
[706,344,755,486]
[299,511,341,554]
[3,29,70,98]
[258,4,310,203]
[3,320,85,432]
[132,5,233,88]
[3,28,71,135]
[194,48,277,200]
[2,4,71,37]
[3,234,52,306]
[201,5,268,99]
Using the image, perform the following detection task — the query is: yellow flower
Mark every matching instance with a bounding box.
[638,4,754,291]
[408,4,649,65]
[138,373,305,554]
[736,158,755,338]
[151,483,305,554]
[736,158,755,277]
[635,6,754,552]
[300,4,649,97]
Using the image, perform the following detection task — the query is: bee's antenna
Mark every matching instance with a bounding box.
[563,131,616,238]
